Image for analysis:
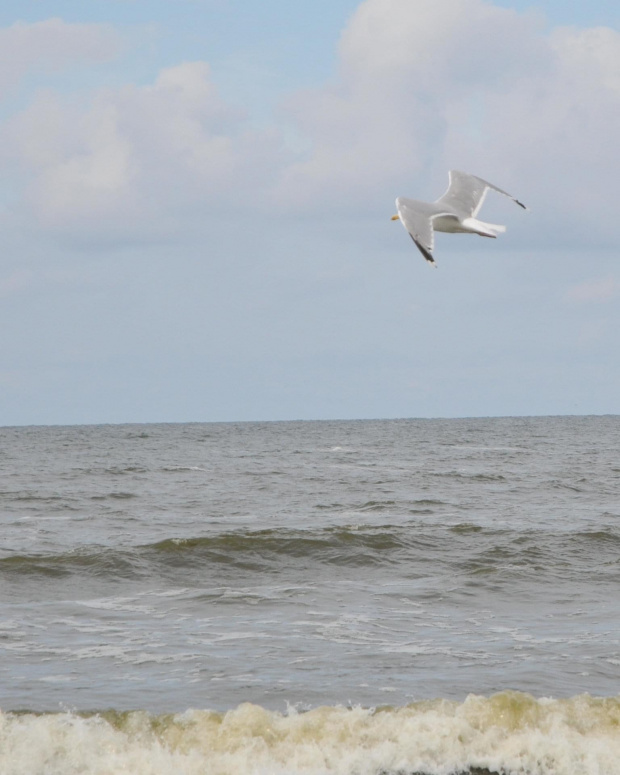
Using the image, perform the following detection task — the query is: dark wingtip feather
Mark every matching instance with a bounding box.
[410,234,436,266]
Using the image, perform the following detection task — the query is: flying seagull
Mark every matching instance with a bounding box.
[392,170,527,266]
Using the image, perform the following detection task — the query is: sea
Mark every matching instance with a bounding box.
[0,415,619,774]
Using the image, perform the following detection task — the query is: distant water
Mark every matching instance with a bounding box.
[0,416,619,774]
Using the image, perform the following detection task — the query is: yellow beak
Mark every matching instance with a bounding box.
[391,214,400,220]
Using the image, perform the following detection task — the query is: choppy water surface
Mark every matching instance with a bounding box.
[0,416,619,774]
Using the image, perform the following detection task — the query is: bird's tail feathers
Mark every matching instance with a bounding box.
[462,217,506,237]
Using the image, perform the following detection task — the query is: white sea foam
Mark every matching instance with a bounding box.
[1,692,619,775]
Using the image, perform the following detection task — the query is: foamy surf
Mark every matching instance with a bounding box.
[1,692,619,775]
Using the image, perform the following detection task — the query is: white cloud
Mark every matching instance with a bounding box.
[1,62,285,244]
[0,18,121,97]
[276,0,547,209]
[2,3,620,249]
[275,0,620,246]
[451,24,620,234]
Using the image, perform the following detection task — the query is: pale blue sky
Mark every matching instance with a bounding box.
[0,0,619,425]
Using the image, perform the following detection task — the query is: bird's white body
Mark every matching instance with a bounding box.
[393,170,527,265]
[432,214,505,237]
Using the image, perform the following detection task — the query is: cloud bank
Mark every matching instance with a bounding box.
[1,1,620,248]
[0,18,120,97]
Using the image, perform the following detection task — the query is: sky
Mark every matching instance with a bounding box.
[0,0,619,426]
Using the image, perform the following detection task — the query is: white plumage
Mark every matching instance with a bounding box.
[393,170,528,266]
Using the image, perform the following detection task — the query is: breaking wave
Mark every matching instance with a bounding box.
[1,692,619,775]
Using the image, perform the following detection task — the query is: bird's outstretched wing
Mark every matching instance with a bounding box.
[436,170,527,218]
[395,198,440,266]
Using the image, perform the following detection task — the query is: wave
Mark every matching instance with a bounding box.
[1,524,619,582]
[1,692,618,774]
[0,527,413,580]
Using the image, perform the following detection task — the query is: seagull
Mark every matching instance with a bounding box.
[392,170,528,266]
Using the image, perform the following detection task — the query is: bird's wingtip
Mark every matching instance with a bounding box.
[411,234,436,266]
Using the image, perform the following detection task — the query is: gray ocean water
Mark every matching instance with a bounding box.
[1,416,619,774]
